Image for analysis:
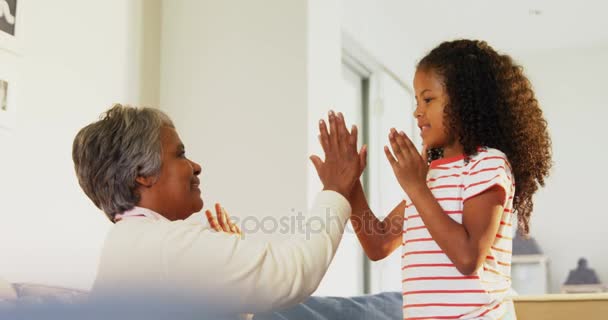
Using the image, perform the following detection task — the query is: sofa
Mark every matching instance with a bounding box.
[255,292,608,320]
[2,277,607,319]
[1,277,87,311]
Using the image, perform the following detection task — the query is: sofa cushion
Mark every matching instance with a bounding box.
[0,277,17,301]
[12,283,87,304]
[254,292,403,320]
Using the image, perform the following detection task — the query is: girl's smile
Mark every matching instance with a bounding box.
[413,68,463,158]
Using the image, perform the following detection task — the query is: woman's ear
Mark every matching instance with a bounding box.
[135,175,156,188]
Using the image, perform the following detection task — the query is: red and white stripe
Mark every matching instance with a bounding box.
[401,148,515,320]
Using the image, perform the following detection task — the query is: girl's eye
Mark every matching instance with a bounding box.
[424,98,433,104]
[178,151,186,158]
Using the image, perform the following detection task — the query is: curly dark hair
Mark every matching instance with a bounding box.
[418,39,552,234]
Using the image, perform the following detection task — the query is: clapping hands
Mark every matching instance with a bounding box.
[310,111,367,198]
[311,112,427,197]
[384,128,428,194]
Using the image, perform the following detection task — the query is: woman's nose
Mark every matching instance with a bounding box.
[190,160,202,175]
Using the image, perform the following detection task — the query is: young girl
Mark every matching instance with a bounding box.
[348,40,552,319]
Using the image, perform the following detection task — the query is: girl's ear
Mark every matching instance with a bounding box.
[136,176,156,188]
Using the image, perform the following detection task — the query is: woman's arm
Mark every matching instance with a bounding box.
[179,111,363,312]
[165,190,352,313]
[350,181,404,261]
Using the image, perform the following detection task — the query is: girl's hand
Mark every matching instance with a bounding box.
[384,128,429,195]
[205,203,242,236]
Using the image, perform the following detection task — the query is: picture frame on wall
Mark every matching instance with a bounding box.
[0,0,20,54]
[0,0,19,130]
[0,62,16,130]
[0,79,7,111]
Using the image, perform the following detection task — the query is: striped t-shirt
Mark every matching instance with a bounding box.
[402,147,515,320]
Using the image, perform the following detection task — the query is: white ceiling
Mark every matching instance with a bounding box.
[340,0,608,85]
[380,0,608,55]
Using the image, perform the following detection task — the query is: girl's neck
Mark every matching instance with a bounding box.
[441,142,464,159]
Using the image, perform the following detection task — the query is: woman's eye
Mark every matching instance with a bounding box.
[424,98,433,103]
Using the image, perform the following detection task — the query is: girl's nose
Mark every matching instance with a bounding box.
[413,106,423,118]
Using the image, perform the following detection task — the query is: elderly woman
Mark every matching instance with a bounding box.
[72,104,363,314]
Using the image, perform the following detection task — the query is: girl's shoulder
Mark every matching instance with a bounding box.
[466,147,512,172]
[469,147,509,162]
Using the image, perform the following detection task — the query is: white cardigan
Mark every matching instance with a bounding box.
[91,190,351,313]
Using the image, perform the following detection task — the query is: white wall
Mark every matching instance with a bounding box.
[3,0,601,297]
[160,0,311,232]
[0,0,148,290]
[339,0,419,89]
[338,0,417,294]
[134,0,162,107]
[0,0,358,294]
[519,45,608,293]
[340,0,608,294]
[160,0,377,297]
[306,0,367,296]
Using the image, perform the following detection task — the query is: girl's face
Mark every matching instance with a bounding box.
[413,68,451,150]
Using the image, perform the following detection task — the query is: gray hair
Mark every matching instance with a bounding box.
[72,104,174,221]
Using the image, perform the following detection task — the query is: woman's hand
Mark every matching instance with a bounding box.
[205,203,241,236]
[384,128,428,195]
[309,110,367,198]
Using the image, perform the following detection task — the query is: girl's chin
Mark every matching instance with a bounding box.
[422,139,436,148]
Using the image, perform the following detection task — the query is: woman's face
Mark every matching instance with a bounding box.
[145,126,203,220]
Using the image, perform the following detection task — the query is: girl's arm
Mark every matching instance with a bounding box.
[385,130,504,275]
[406,184,504,275]
[350,181,405,261]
